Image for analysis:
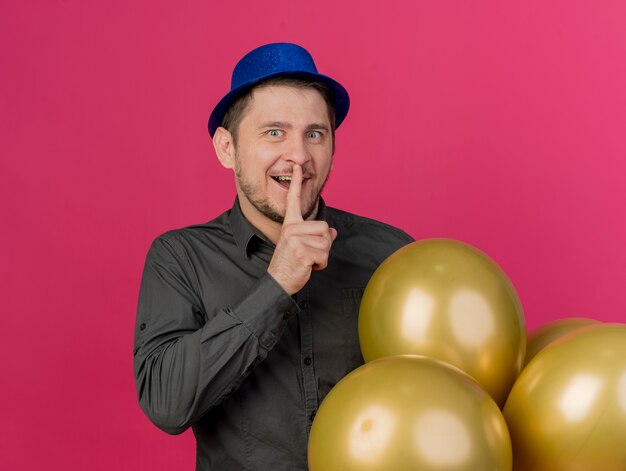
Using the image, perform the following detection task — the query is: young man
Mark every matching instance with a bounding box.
[134,43,413,470]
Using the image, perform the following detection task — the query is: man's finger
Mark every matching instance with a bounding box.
[284,164,303,223]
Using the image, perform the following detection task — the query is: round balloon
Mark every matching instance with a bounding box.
[308,355,512,471]
[359,238,525,406]
[525,317,600,366]
[504,323,626,471]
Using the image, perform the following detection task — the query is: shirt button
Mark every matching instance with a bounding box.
[303,357,312,366]
[283,312,289,320]
[299,300,308,310]
[139,323,146,331]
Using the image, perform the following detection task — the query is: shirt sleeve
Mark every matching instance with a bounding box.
[133,235,299,435]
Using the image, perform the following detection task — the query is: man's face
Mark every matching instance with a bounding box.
[231,85,334,224]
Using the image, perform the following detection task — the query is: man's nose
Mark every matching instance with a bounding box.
[284,137,311,165]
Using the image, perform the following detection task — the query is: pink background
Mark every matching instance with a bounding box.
[2,1,625,469]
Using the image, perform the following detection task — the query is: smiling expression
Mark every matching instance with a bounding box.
[221,84,334,229]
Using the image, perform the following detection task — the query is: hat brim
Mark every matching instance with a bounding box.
[208,71,350,137]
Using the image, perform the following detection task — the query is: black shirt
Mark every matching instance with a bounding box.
[134,198,413,470]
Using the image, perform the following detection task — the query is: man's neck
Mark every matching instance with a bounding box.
[237,197,319,246]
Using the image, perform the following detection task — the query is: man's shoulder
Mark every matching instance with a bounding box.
[325,205,414,243]
[150,208,233,248]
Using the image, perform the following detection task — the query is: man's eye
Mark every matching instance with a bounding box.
[267,130,283,137]
[307,130,321,139]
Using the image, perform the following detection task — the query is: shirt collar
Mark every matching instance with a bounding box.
[228,196,328,258]
[228,197,261,258]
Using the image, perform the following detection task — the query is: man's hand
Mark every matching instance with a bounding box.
[268,164,337,295]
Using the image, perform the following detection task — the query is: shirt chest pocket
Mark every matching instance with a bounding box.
[340,287,366,369]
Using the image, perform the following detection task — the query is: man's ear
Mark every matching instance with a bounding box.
[213,127,235,169]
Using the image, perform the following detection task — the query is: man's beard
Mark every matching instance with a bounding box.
[234,157,329,224]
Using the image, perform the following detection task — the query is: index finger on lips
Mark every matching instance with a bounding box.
[284,164,303,223]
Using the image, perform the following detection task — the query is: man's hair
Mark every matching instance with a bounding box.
[221,76,336,144]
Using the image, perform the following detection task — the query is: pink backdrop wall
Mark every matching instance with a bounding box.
[2,1,625,469]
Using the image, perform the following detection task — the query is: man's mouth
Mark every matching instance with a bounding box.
[271,175,294,189]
